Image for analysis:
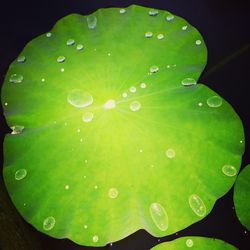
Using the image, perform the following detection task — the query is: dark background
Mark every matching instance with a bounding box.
[0,0,250,249]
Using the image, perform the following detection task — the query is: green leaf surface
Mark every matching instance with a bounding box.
[1,5,244,246]
[234,164,250,231]
[151,236,237,249]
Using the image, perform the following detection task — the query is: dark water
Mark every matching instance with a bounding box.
[0,0,249,249]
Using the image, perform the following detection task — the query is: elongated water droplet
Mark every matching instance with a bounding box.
[145,31,153,38]
[189,194,206,217]
[9,74,23,83]
[181,78,197,86]
[119,9,126,14]
[87,16,97,29]
[66,39,75,46]
[222,165,237,177]
[67,89,93,108]
[108,188,119,199]
[103,99,116,110]
[43,216,56,231]
[149,9,159,16]
[57,56,65,63]
[130,101,141,112]
[76,44,84,51]
[207,96,222,108]
[15,169,27,180]
[17,55,26,63]
[82,112,94,123]
[11,125,24,135]
[150,65,159,73]
[149,203,168,231]
[166,13,174,21]
[165,148,175,158]
[157,34,164,40]
[186,239,194,247]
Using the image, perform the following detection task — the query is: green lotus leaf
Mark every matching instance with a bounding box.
[151,236,236,249]
[234,164,250,231]
[1,5,244,247]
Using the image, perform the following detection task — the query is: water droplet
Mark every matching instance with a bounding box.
[41,78,45,82]
[189,194,206,217]
[103,99,116,110]
[9,74,23,83]
[195,40,201,45]
[15,169,27,180]
[198,102,203,107]
[182,25,188,30]
[165,149,175,158]
[65,185,70,190]
[157,34,164,40]
[67,89,93,108]
[108,188,119,199]
[84,224,88,229]
[17,55,26,63]
[11,125,24,135]
[66,39,75,46]
[130,101,141,112]
[140,83,147,88]
[150,65,159,73]
[57,56,65,63]
[87,16,97,29]
[122,92,128,98]
[82,112,94,123]
[149,203,168,231]
[207,96,222,108]
[46,32,52,38]
[92,235,99,243]
[129,86,137,93]
[149,9,159,16]
[166,13,174,21]
[4,102,8,106]
[119,9,126,14]
[76,44,84,51]
[94,185,98,189]
[181,78,197,86]
[43,216,56,231]
[108,52,111,56]
[139,149,143,153]
[145,31,153,38]
[222,165,237,177]
[186,239,194,247]
[60,68,65,72]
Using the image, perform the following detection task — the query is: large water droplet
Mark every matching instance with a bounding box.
[87,16,97,29]
[166,13,174,21]
[57,56,65,63]
[207,96,222,108]
[43,216,56,231]
[108,188,119,199]
[9,74,23,83]
[150,65,159,73]
[181,78,197,87]
[165,148,175,158]
[222,165,237,177]
[149,203,168,231]
[66,39,75,46]
[82,112,94,123]
[149,9,159,16]
[11,125,24,135]
[67,89,93,108]
[103,99,116,110]
[145,31,153,38]
[17,55,26,63]
[15,169,27,180]
[130,101,141,112]
[92,235,99,243]
[186,239,194,247]
[189,194,206,217]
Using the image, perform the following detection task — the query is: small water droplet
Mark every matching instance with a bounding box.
[65,185,70,190]
[15,169,27,180]
[182,25,188,30]
[11,125,24,135]
[92,235,99,243]
[140,83,147,89]
[150,65,159,73]
[82,112,94,123]
[149,9,159,16]
[198,102,203,107]
[43,216,56,231]
[145,31,153,38]
[130,101,141,112]
[129,86,137,93]
[165,149,175,158]
[149,203,168,231]
[80,138,83,142]
[122,92,128,98]
[41,78,45,82]
[67,89,93,108]
[240,140,243,144]
[186,239,194,247]
[76,44,84,51]
[108,52,111,56]
[84,224,88,229]
[189,194,206,217]
[103,99,116,110]
[60,68,65,72]
[108,188,119,199]
[181,78,197,86]
[87,16,97,29]
[157,34,164,40]
[4,102,8,106]
[66,39,75,46]
[195,40,201,45]
[222,165,237,177]
[9,74,23,83]
[46,32,52,38]
[57,56,65,63]
[139,149,143,153]
[94,185,98,189]
[119,9,126,14]
[166,13,174,21]
[207,96,222,108]
[17,55,26,63]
